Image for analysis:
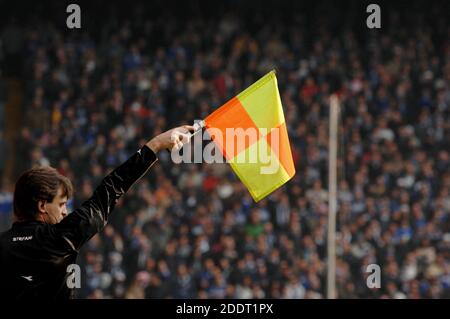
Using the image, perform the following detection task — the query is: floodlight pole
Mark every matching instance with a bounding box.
[327,94,340,299]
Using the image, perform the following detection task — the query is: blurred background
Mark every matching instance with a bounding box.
[0,0,449,298]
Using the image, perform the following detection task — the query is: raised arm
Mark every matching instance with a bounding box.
[53,125,195,251]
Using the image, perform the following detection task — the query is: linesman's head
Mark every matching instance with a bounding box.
[13,166,73,224]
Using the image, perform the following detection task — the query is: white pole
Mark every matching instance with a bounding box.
[327,95,340,299]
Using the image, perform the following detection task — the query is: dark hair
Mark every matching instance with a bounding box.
[13,166,73,220]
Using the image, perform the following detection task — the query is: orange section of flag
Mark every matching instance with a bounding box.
[205,97,260,161]
[266,122,296,178]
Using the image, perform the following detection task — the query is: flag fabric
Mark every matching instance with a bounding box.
[204,70,295,202]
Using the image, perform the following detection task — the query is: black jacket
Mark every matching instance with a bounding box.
[0,145,157,300]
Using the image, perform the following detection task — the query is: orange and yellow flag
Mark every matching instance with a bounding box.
[204,70,295,202]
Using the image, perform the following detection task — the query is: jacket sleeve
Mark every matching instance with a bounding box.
[52,145,158,251]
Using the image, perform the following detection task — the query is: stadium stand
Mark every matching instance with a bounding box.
[0,0,449,298]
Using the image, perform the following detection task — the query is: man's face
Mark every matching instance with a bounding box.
[43,187,68,224]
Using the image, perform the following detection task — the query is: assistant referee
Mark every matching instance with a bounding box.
[0,125,194,300]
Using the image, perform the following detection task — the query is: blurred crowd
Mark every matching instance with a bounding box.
[0,1,449,298]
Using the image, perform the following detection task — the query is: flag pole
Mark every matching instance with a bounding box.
[327,94,340,299]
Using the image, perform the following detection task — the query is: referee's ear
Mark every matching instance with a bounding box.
[37,200,47,215]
